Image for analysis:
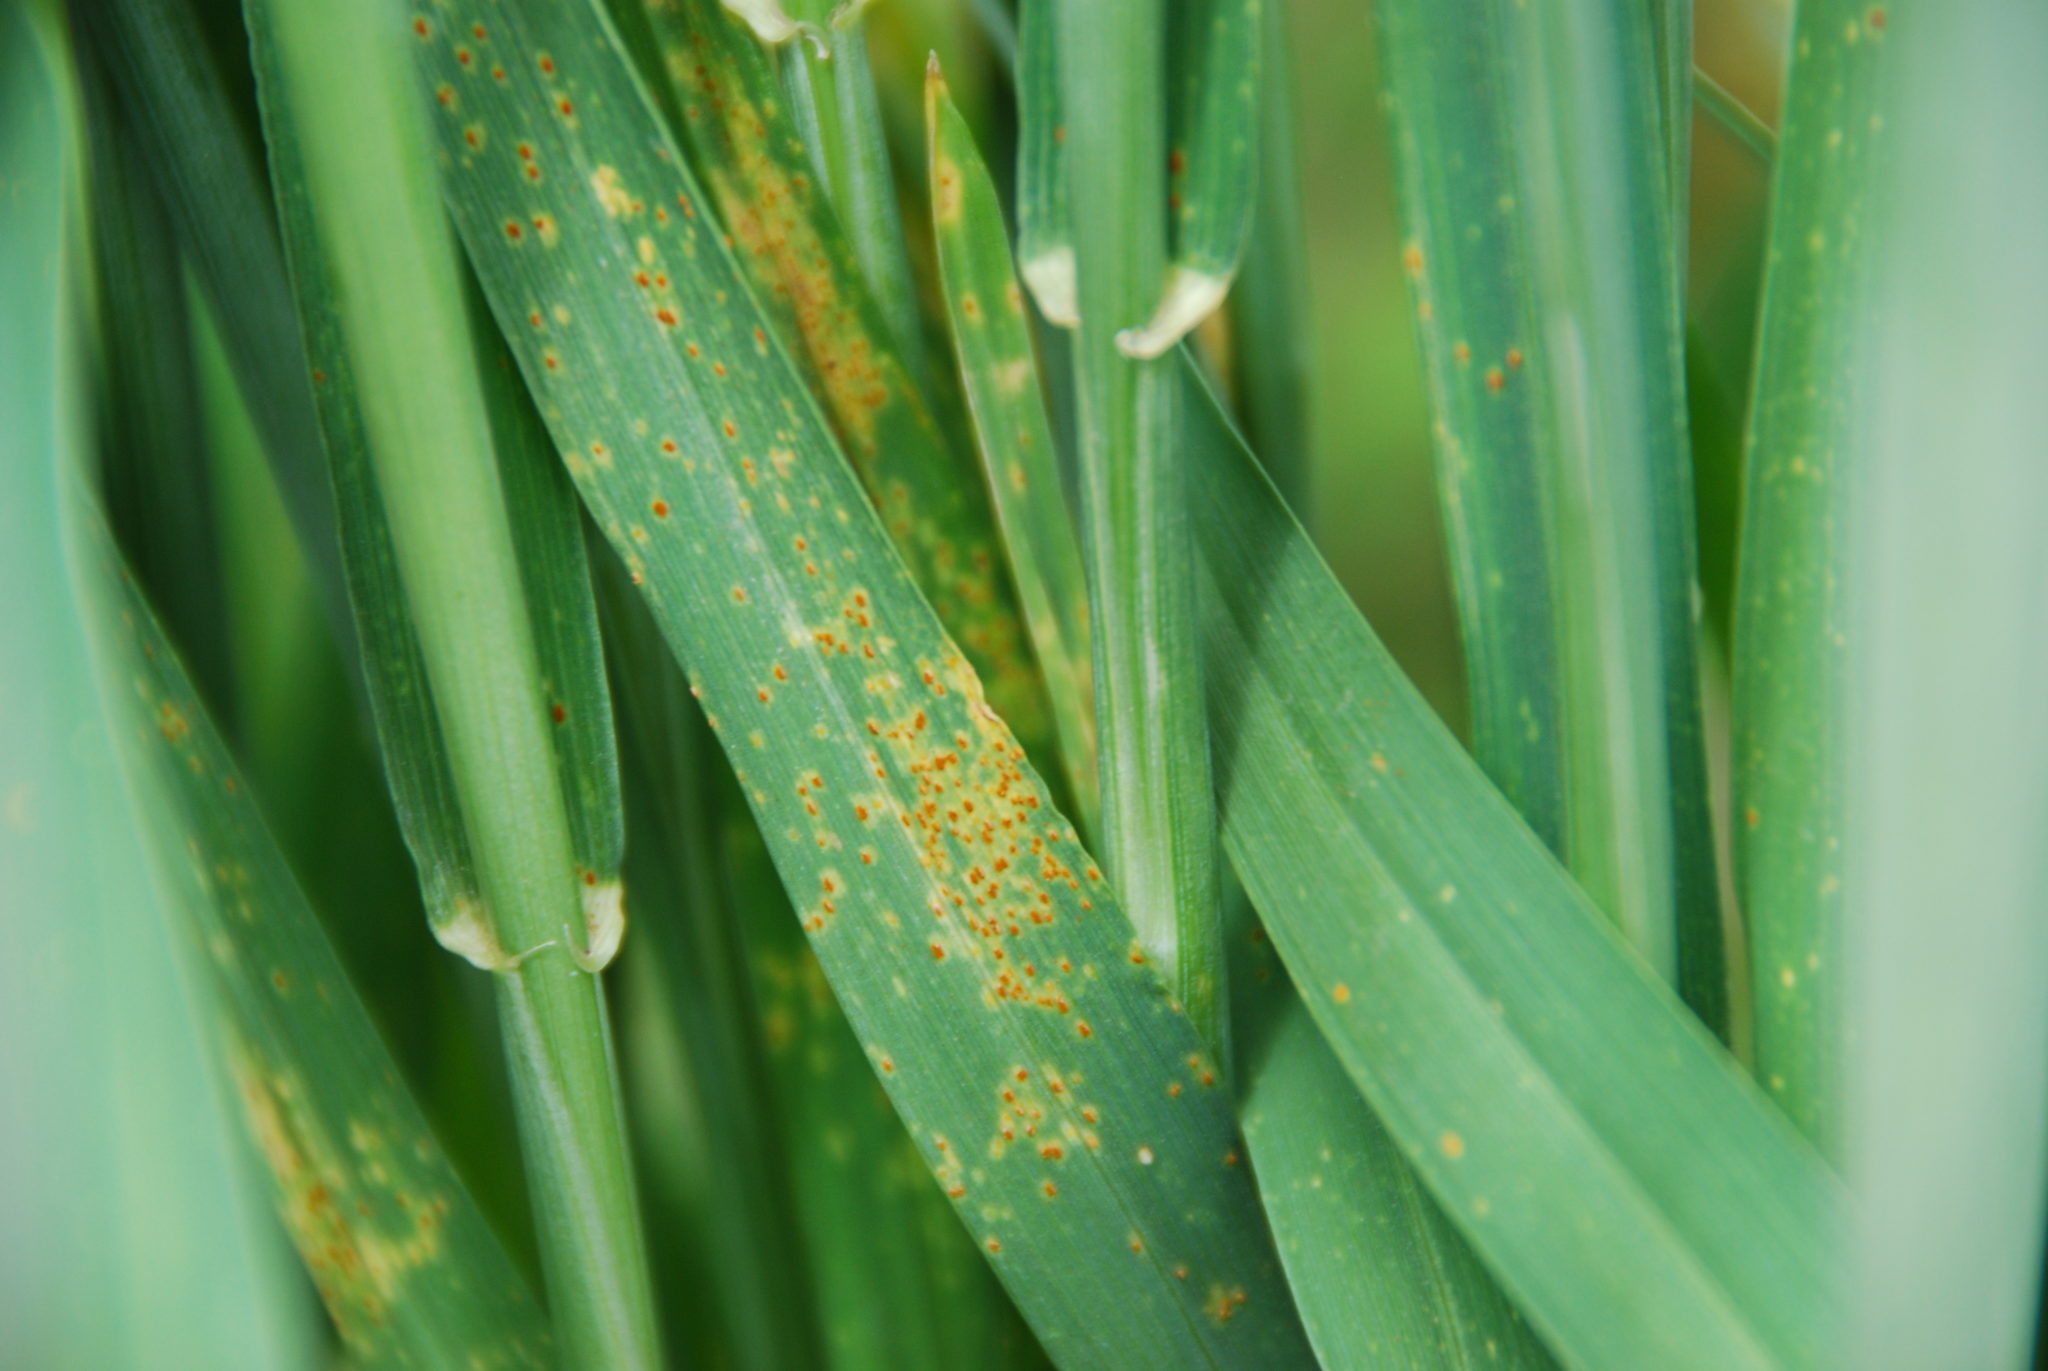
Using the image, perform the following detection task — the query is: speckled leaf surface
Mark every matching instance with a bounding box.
[1229,866,1555,1371]
[75,520,550,1370]
[409,4,1313,1365]
[927,70,1098,837]
[1373,0,1725,1031]
[1732,0,1896,1159]
[633,0,1061,775]
[1187,364,1844,1371]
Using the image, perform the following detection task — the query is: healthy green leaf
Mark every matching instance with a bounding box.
[77,46,235,716]
[81,0,355,653]
[1235,928,1557,1371]
[243,1,658,1361]
[1730,0,1893,1159]
[602,562,829,1371]
[926,65,1098,838]
[1372,0,1726,1032]
[1054,0,1226,1057]
[411,5,1314,1363]
[1187,362,1844,1370]
[636,0,1063,782]
[1222,0,1312,511]
[1831,6,2048,1365]
[1013,0,1074,328]
[1117,0,1262,359]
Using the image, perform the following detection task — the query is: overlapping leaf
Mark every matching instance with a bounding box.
[409,5,1313,1365]
[1187,362,1844,1370]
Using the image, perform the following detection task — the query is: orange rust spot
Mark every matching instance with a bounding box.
[1485,367,1506,393]
[1077,1021,1092,1038]
[1042,1182,1058,1198]
[1506,346,1525,369]
[538,54,556,74]
[1453,341,1472,365]
[723,420,739,438]
[504,221,523,239]
[661,438,678,454]
[986,1238,1001,1253]
[1441,1131,1466,1159]
[1745,806,1762,829]
[551,703,568,724]
[655,307,678,327]
[1403,243,1425,275]
[930,942,945,959]
[413,16,430,37]
[1332,983,1352,1004]
[1867,5,1886,29]
[651,499,670,519]
[732,587,748,603]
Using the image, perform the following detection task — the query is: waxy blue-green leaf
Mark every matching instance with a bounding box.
[1117,0,1262,359]
[1372,0,1726,1033]
[410,5,1313,1364]
[1731,0,1895,1159]
[75,519,552,1370]
[1,18,315,1363]
[1186,361,1844,1370]
[1828,6,2048,1365]
[927,65,1098,838]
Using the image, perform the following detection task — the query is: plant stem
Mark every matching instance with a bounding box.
[1054,0,1224,1058]
[243,0,660,1363]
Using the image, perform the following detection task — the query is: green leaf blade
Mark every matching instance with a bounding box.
[1374,0,1726,1031]
[1730,0,1893,1158]
[926,66,1098,838]
[76,516,552,1370]
[641,0,1064,782]
[413,6,1315,1364]
[1187,366,1842,1371]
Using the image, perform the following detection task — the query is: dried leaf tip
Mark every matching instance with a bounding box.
[719,0,827,56]
[1115,265,1235,359]
[575,880,627,972]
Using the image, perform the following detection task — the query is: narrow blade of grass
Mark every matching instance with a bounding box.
[81,0,354,654]
[1013,0,1076,327]
[244,2,658,1362]
[598,559,830,1371]
[1730,0,1894,1159]
[1833,6,2048,1364]
[1054,0,1226,1057]
[1223,0,1313,511]
[1234,923,1558,1371]
[927,65,1097,837]
[76,46,235,717]
[1187,362,1843,1370]
[74,512,554,1368]
[1117,0,1261,359]
[1373,0,1726,1033]
[1,21,315,1363]
[635,0,1064,785]
[412,5,1315,1362]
